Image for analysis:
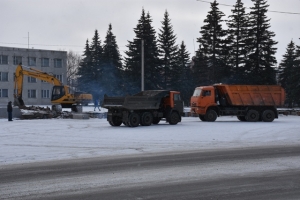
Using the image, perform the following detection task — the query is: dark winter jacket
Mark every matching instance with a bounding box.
[7,102,12,112]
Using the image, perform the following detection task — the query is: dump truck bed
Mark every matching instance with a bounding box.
[215,85,285,107]
[102,90,170,110]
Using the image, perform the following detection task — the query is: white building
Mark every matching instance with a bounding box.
[0,46,67,106]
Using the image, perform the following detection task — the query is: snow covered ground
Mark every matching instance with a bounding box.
[0,106,299,166]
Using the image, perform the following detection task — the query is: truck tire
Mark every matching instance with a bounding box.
[109,121,114,126]
[262,110,275,122]
[199,115,206,121]
[152,117,161,124]
[204,109,217,122]
[129,112,140,127]
[169,112,180,125]
[246,110,259,122]
[112,116,122,126]
[141,112,153,126]
[237,116,246,121]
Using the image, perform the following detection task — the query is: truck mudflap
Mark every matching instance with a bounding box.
[107,112,113,121]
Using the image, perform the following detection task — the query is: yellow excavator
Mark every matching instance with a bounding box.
[14,64,93,112]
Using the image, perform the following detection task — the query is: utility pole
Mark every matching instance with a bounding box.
[141,39,144,91]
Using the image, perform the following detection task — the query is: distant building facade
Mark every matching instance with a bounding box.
[0,46,67,106]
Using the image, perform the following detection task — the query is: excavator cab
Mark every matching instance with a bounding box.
[51,86,66,101]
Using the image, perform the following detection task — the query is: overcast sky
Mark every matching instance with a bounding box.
[1,0,300,63]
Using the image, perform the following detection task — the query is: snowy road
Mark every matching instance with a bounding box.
[0,115,300,165]
[1,146,300,199]
[0,115,300,199]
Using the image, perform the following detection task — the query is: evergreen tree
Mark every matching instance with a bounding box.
[226,0,249,83]
[89,30,104,98]
[102,24,123,97]
[294,43,300,105]
[197,0,227,84]
[176,41,191,105]
[192,45,210,87]
[124,9,161,94]
[77,40,93,94]
[279,41,297,107]
[157,10,178,89]
[245,0,278,84]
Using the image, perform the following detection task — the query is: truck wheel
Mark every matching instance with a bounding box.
[109,120,115,126]
[246,110,259,122]
[204,109,217,122]
[141,112,153,126]
[152,117,161,124]
[112,116,122,126]
[262,110,275,122]
[237,116,246,121]
[199,115,206,121]
[169,112,180,125]
[129,112,140,127]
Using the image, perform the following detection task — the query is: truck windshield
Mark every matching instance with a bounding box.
[193,88,202,97]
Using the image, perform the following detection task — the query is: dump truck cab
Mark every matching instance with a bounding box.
[190,86,216,115]
[164,91,183,112]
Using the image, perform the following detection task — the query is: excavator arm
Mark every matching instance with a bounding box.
[14,64,63,106]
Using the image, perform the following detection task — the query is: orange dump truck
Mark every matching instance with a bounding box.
[190,84,285,122]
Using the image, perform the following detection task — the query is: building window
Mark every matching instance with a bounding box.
[41,90,50,98]
[54,74,63,82]
[13,56,22,65]
[0,72,9,81]
[28,77,37,83]
[0,89,9,97]
[54,58,62,68]
[41,58,50,67]
[0,55,8,65]
[28,57,36,66]
[28,90,37,98]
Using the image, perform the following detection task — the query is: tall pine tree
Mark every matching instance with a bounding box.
[226,0,250,83]
[295,43,300,105]
[192,45,209,87]
[279,41,297,107]
[157,10,179,89]
[197,0,227,84]
[102,24,123,97]
[89,30,104,98]
[176,41,191,105]
[124,9,160,94]
[246,0,278,84]
[77,40,93,94]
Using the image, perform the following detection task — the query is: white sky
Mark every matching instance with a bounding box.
[1,0,300,63]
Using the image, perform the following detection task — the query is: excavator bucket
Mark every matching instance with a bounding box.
[13,96,25,107]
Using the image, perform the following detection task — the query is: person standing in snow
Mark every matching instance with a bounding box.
[7,101,13,121]
[94,99,101,111]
